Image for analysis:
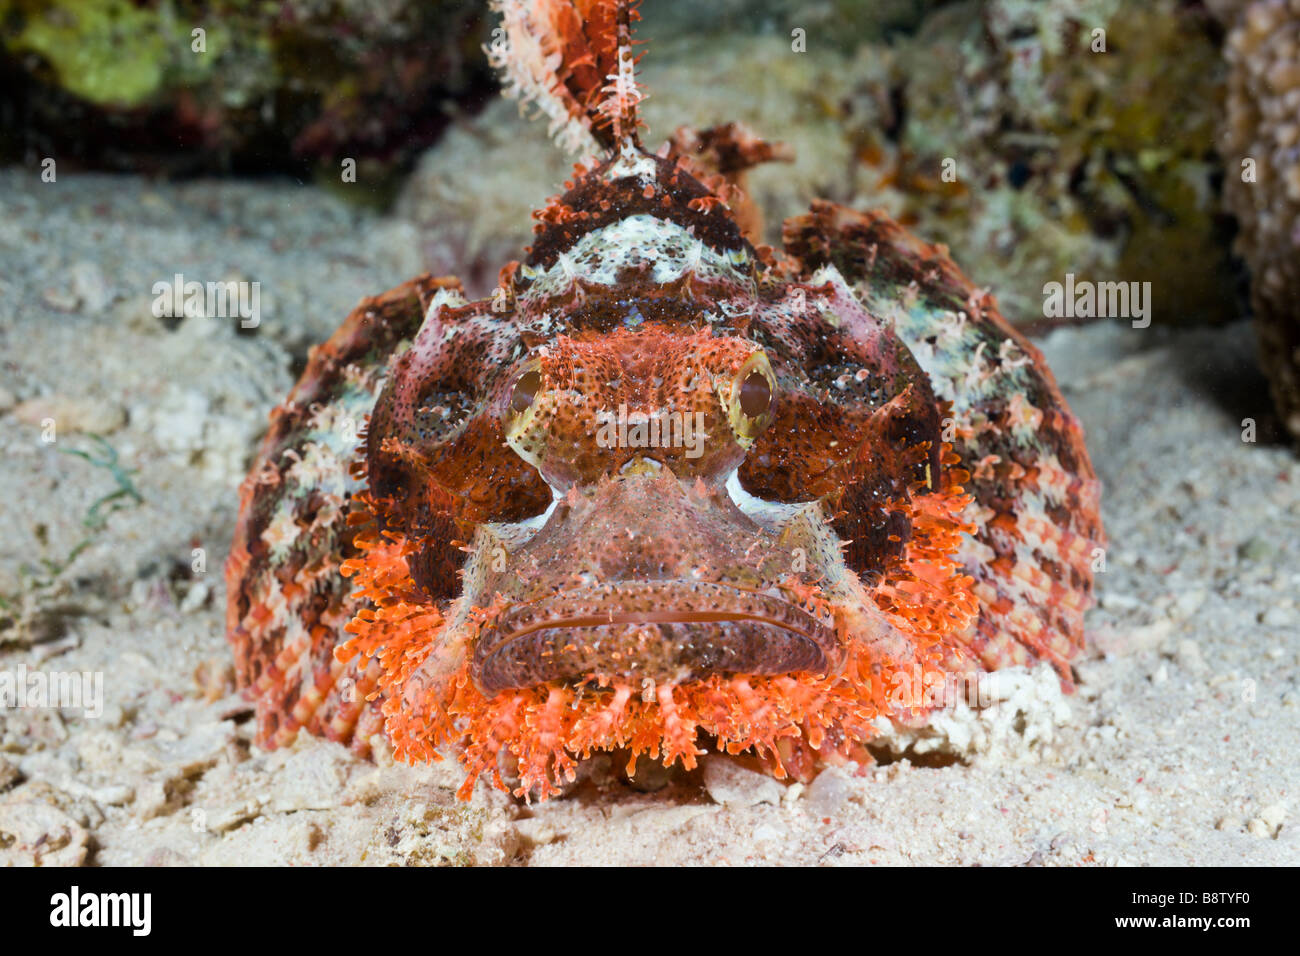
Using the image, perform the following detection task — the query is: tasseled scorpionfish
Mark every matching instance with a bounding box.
[226,0,1103,800]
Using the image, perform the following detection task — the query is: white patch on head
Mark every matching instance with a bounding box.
[523,214,753,299]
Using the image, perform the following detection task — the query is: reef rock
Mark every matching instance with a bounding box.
[0,0,491,181]
[866,0,1235,326]
[1220,0,1300,440]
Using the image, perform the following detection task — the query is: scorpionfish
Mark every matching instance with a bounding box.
[226,0,1104,800]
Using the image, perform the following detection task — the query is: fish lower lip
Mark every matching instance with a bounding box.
[472,581,839,693]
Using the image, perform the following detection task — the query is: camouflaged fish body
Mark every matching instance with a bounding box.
[226,0,1102,798]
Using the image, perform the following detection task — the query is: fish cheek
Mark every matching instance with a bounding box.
[365,439,468,602]
[833,393,943,578]
[366,367,553,603]
[739,380,942,581]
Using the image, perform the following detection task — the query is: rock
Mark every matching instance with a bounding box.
[30,633,80,662]
[702,756,783,808]
[69,260,113,312]
[85,783,134,806]
[353,798,522,867]
[191,656,234,703]
[13,394,126,435]
[134,384,260,486]
[143,846,194,867]
[1205,0,1253,25]
[1127,618,1174,653]
[1175,639,1208,675]
[1260,803,1287,827]
[1099,591,1143,612]
[268,745,353,814]
[1220,0,1300,440]
[0,758,21,793]
[1237,536,1274,563]
[135,779,177,821]
[1261,604,1298,628]
[0,0,492,181]
[148,387,209,454]
[890,0,1234,326]
[1249,803,1288,838]
[149,720,236,776]
[641,0,948,48]
[1172,589,1208,620]
[0,797,90,866]
[74,730,125,774]
[368,220,427,279]
[802,766,856,816]
[179,580,211,615]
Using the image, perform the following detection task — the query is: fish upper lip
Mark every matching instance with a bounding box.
[492,580,830,642]
[471,580,840,693]
[502,608,815,639]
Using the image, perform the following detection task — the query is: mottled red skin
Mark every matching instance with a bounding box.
[225,0,1103,797]
[225,276,459,752]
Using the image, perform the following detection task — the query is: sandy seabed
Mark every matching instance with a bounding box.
[0,167,1297,866]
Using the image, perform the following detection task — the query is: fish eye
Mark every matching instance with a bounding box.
[511,369,542,412]
[729,354,776,443]
[739,370,772,418]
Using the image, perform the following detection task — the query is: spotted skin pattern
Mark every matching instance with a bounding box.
[780,202,1104,680]
[226,0,1103,798]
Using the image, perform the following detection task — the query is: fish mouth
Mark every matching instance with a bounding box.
[472,580,840,694]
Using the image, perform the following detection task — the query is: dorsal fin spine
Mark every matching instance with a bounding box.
[486,0,645,158]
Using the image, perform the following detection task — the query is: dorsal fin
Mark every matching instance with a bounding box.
[486,0,645,157]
